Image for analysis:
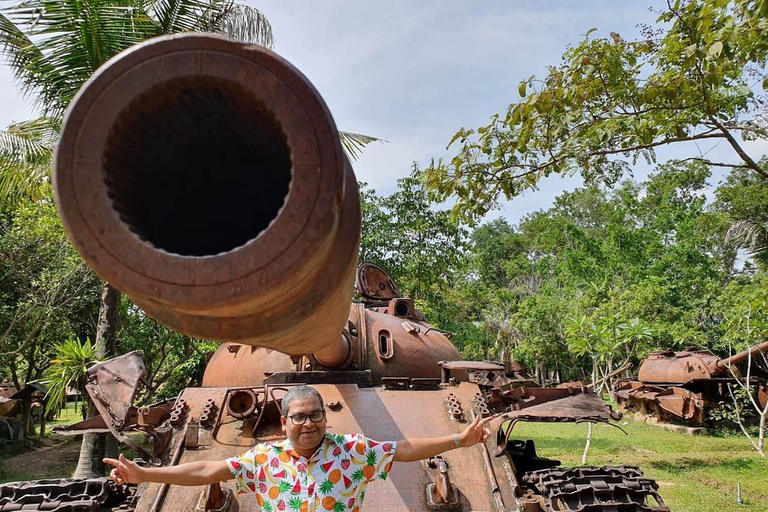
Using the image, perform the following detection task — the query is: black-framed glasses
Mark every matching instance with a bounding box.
[287,410,325,425]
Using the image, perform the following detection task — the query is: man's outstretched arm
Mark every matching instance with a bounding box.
[104,454,232,486]
[393,414,493,462]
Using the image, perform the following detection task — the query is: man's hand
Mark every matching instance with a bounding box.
[104,454,144,485]
[458,414,493,447]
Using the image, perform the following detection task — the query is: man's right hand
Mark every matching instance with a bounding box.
[104,454,144,485]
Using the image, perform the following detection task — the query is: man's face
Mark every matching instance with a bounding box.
[281,396,327,454]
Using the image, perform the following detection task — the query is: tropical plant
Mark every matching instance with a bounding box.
[0,117,58,207]
[726,219,768,268]
[43,337,100,418]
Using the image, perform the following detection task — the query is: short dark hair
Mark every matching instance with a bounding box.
[281,385,324,416]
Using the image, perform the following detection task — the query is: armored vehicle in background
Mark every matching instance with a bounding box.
[613,344,768,426]
[1,34,668,512]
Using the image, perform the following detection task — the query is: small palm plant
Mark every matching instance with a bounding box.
[43,337,101,419]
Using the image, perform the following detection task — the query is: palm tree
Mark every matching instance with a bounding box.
[43,337,100,420]
[0,0,276,478]
[0,1,377,206]
[726,219,768,269]
[0,117,58,207]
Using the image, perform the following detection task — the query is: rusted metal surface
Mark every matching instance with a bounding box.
[202,345,293,388]
[202,265,466,386]
[424,457,460,510]
[55,401,173,436]
[356,263,400,301]
[123,382,519,512]
[0,478,128,512]
[523,466,669,512]
[615,343,768,425]
[195,483,234,512]
[34,348,669,512]
[54,34,360,360]
[0,383,17,401]
[718,340,768,369]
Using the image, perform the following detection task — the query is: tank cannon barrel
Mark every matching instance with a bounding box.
[53,34,358,367]
[717,340,768,370]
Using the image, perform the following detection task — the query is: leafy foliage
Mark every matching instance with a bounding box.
[0,199,101,388]
[43,337,100,416]
[424,0,768,221]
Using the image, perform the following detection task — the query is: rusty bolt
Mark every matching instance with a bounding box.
[350,328,358,337]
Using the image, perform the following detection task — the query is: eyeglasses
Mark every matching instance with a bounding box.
[287,410,325,425]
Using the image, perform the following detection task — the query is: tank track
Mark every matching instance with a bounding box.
[522,465,670,512]
[0,478,132,512]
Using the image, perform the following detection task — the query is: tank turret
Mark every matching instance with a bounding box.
[616,343,768,425]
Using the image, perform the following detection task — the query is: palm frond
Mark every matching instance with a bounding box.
[339,131,385,161]
[1,1,154,116]
[42,337,100,416]
[216,3,273,47]
[0,117,58,206]
[726,219,768,266]
[0,10,52,104]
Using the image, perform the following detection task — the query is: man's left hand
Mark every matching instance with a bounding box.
[459,414,493,447]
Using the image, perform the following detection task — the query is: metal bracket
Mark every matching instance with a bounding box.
[195,483,234,512]
[425,456,460,510]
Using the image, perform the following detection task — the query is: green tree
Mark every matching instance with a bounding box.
[0,199,100,394]
[358,167,469,310]
[715,275,768,456]
[423,0,768,220]
[0,0,273,478]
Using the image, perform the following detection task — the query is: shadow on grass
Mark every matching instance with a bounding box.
[648,456,763,472]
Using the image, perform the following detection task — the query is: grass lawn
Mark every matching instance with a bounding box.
[47,401,86,429]
[512,416,767,512]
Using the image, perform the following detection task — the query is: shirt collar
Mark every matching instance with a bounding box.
[280,433,339,460]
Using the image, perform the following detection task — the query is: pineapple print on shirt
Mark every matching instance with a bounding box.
[226,433,396,512]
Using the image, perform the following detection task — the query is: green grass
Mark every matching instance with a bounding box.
[47,401,86,428]
[512,417,767,512]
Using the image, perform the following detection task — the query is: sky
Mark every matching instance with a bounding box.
[0,1,764,225]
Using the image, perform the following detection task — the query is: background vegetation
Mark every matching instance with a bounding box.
[0,1,767,507]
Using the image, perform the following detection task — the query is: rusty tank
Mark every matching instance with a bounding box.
[613,343,768,426]
[0,33,668,512]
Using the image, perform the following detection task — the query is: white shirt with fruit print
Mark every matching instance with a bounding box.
[227,433,396,512]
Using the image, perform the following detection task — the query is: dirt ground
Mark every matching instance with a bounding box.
[0,437,81,482]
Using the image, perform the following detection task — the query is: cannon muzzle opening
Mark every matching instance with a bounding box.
[104,75,292,257]
[54,34,360,364]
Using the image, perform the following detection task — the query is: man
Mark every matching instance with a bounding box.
[105,385,492,512]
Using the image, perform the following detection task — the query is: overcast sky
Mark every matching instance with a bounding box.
[1,1,763,225]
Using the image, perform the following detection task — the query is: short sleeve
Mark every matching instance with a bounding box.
[344,433,397,483]
[226,446,260,494]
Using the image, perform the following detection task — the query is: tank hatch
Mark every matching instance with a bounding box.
[356,262,400,301]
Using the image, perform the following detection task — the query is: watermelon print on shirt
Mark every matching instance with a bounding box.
[226,433,396,512]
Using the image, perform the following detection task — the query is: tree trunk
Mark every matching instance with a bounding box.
[72,282,121,478]
[581,422,593,464]
[72,430,106,478]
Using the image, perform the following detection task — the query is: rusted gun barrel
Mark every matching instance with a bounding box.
[53,34,359,367]
[718,340,768,370]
